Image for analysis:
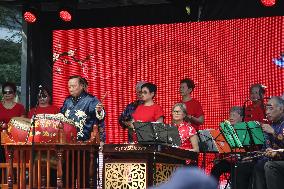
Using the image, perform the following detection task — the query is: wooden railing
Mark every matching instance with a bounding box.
[1,130,100,189]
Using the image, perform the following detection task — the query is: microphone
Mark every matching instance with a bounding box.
[38,85,47,99]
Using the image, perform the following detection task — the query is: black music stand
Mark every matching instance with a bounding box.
[198,130,219,153]
[133,122,181,146]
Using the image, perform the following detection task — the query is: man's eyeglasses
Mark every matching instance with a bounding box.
[3,90,14,95]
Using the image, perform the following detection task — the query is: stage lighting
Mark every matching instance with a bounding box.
[59,10,72,22]
[260,0,276,7]
[23,11,37,23]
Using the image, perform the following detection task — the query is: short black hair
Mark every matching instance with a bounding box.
[2,82,16,94]
[180,78,195,90]
[250,84,265,98]
[141,82,157,97]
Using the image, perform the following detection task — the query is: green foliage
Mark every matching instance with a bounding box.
[0,5,22,43]
[0,39,21,85]
[0,5,22,86]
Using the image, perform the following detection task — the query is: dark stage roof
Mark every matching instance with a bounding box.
[1,0,284,29]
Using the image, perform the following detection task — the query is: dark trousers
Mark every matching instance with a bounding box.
[211,159,232,183]
[264,161,284,189]
[234,161,255,189]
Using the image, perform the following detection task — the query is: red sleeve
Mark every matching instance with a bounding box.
[27,108,35,119]
[188,125,197,137]
[154,104,164,121]
[17,103,26,116]
[193,100,204,118]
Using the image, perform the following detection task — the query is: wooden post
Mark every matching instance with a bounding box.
[57,148,64,189]
[7,148,14,189]
[89,147,95,188]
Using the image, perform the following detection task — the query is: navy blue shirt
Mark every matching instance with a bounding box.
[264,117,284,160]
[118,100,143,142]
[60,91,105,141]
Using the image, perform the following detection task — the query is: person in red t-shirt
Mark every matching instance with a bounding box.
[172,103,199,152]
[132,82,164,123]
[27,87,59,119]
[179,78,204,131]
[0,82,25,163]
[244,84,266,123]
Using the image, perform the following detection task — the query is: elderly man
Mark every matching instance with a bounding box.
[236,96,284,189]
[119,81,146,142]
[60,75,105,142]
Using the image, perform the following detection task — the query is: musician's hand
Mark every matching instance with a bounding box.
[264,148,277,158]
[96,103,104,112]
[124,121,134,129]
[99,141,104,151]
[261,123,275,134]
[1,122,7,130]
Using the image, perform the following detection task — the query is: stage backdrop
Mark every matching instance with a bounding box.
[52,16,284,144]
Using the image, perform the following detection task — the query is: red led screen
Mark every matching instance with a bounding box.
[52,16,284,146]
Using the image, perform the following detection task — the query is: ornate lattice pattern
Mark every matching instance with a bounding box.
[104,162,147,189]
[155,163,180,185]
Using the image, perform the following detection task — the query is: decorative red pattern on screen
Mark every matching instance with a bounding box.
[53,16,284,146]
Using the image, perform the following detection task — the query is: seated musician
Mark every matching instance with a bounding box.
[119,81,146,143]
[210,106,244,184]
[236,96,284,189]
[27,86,59,118]
[171,103,199,152]
[244,83,266,122]
[131,82,164,141]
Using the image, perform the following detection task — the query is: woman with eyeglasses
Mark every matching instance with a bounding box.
[0,82,25,162]
[27,87,59,118]
[172,103,199,152]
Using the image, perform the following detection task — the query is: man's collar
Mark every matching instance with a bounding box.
[72,91,87,102]
[273,115,284,125]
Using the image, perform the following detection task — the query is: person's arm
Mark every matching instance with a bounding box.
[156,117,164,123]
[187,115,204,125]
[190,135,199,152]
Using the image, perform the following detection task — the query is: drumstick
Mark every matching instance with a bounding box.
[100,92,108,103]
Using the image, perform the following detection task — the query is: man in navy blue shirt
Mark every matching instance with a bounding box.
[119,81,146,142]
[236,96,284,189]
[60,75,105,142]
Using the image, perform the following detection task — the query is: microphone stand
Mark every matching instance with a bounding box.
[28,89,42,187]
[242,99,250,122]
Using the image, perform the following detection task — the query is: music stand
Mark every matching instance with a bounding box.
[234,121,265,146]
[199,130,232,153]
[133,122,181,146]
[198,130,219,153]
[220,121,243,149]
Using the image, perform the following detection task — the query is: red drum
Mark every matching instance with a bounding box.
[27,114,77,143]
[7,117,31,143]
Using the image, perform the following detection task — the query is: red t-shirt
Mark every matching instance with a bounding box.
[132,104,164,122]
[182,98,204,130]
[0,103,25,124]
[174,121,197,150]
[132,104,164,143]
[244,102,265,123]
[27,105,59,119]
